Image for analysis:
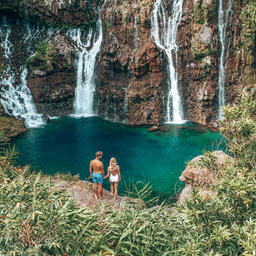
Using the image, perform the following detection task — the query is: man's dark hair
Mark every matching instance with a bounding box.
[95,151,103,157]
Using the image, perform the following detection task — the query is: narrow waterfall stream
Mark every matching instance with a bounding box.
[123,85,131,123]
[0,18,45,128]
[68,18,103,116]
[133,16,139,52]
[217,0,233,119]
[151,0,185,124]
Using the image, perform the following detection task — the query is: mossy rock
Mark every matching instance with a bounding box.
[26,41,56,72]
[193,0,217,24]
[191,42,216,62]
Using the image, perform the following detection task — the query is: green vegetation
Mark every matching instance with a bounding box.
[240,1,256,83]
[1,87,256,255]
[26,41,56,71]
[240,1,256,53]
[105,20,111,29]
[35,41,49,56]
[193,0,217,24]
[191,42,217,62]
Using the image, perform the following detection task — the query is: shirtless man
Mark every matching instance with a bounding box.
[90,151,105,199]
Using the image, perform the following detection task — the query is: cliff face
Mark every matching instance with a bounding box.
[0,0,256,131]
[97,0,166,125]
[226,0,256,102]
[0,0,100,27]
[26,34,77,117]
[179,0,219,125]
[180,0,256,125]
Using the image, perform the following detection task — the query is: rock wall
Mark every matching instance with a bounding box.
[179,0,219,126]
[226,0,256,102]
[96,0,166,125]
[26,34,77,116]
[0,103,27,140]
[0,0,100,27]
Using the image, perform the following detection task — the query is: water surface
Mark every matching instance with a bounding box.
[12,117,223,201]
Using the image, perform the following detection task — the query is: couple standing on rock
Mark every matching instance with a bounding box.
[90,151,121,201]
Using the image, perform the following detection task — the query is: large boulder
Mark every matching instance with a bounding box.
[178,150,233,204]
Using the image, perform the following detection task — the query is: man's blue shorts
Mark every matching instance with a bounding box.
[92,173,103,184]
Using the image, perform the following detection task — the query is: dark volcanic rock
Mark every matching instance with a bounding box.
[96,0,166,125]
[0,0,100,27]
[27,34,77,116]
[179,0,219,126]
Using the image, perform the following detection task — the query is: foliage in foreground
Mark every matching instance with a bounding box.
[0,86,256,255]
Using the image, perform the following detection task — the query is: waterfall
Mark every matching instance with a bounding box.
[104,91,109,119]
[113,93,118,122]
[68,18,103,117]
[0,20,45,128]
[123,85,131,123]
[151,0,185,124]
[217,0,233,119]
[133,16,139,52]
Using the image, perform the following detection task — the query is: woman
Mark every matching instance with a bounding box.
[104,157,121,200]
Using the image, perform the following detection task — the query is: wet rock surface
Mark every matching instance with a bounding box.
[97,0,166,125]
[179,0,219,126]
[27,34,77,116]
[0,0,256,130]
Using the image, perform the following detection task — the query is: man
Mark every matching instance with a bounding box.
[90,151,105,199]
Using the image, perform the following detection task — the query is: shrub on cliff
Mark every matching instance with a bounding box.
[26,41,56,72]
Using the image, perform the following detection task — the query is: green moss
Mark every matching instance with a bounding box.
[192,42,216,62]
[35,41,49,56]
[239,1,256,84]
[63,62,68,68]
[193,0,217,24]
[105,20,111,29]
[26,41,56,71]
[240,1,256,52]
[201,64,212,78]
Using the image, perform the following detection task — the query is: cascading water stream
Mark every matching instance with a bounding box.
[123,85,131,123]
[0,19,45,128]
[151,0,185,124]
[217,0,233,119]
[133,16,139,52]
[68,18,103,116]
